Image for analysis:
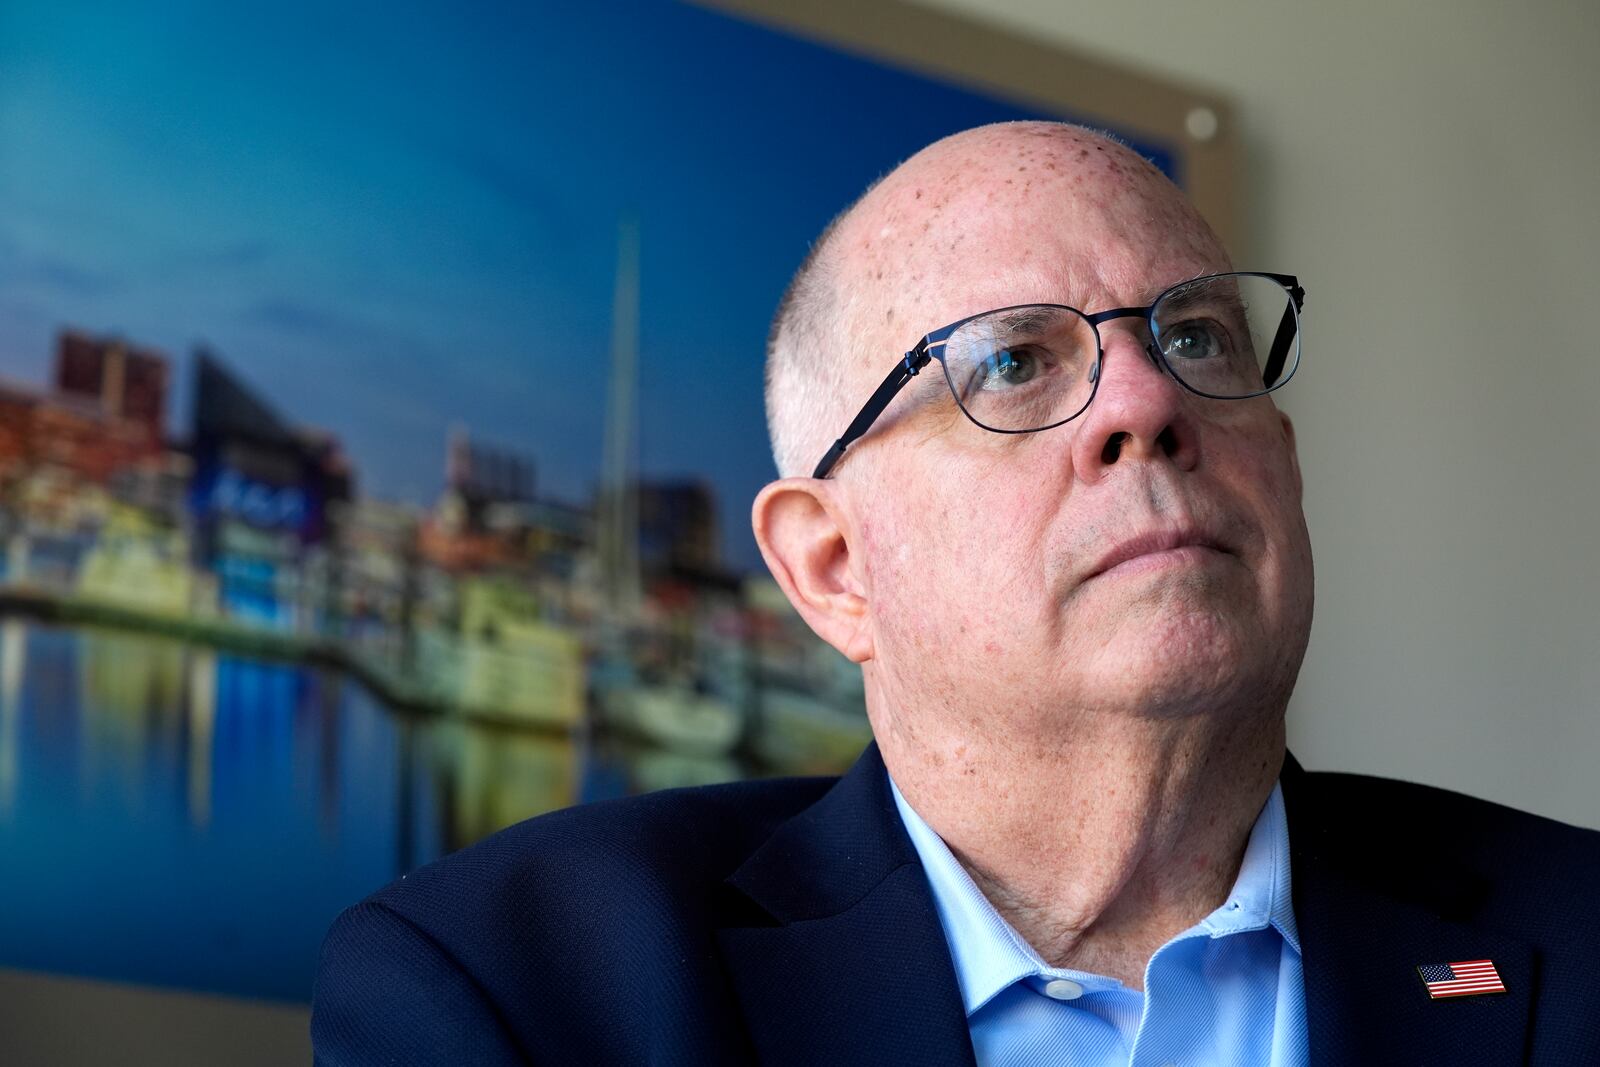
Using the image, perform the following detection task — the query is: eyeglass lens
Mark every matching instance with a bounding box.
[939,305,1099,432]
[1151,274,1299,399]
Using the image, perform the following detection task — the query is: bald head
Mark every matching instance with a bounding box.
[764,121,1228,479]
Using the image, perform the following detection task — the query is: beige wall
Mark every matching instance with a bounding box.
[911,0,1600,827]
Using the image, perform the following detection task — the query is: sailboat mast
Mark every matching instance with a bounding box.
[598,218,642,619]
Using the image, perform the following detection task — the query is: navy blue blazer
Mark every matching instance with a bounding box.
[311,744,1600,1064]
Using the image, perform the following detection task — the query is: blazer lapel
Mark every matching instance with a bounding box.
[716,743,976,1067]
[1281,754,1533,1064]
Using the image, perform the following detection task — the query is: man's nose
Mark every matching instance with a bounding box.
[1069,328,1200,482]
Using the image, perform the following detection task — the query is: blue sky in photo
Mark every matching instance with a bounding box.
[0,0,1175,571]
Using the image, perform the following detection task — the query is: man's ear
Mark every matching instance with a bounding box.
[1279,411,1303,502]
[751,478,873,664]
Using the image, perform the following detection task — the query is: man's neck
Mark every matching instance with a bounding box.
[879,707,1284,989]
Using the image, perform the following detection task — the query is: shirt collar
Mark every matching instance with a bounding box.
[889,775,1300,1016]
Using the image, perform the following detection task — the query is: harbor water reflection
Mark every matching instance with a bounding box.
[0,619,780,1003]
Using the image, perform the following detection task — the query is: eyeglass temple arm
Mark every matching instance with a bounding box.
[812,345,933,478]
[1260,281,1305,388]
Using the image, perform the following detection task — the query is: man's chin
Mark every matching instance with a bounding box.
[1079,614,1268,716]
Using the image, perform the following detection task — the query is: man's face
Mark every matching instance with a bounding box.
[836,130,1314,743]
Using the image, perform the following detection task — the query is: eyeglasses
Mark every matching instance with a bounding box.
[811,271,1305,478]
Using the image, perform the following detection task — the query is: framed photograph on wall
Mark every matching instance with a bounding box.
[0,0,1235,1011]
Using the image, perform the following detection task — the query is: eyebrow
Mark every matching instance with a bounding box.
[1159,286,1247,319]
[988,307,1060,334]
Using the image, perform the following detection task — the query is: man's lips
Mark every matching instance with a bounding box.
[1086,529,1230,581]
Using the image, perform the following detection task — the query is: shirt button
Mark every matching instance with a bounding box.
[1042,978,1084,1000]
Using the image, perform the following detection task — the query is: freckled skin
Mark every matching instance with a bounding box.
[753,123,1315,986]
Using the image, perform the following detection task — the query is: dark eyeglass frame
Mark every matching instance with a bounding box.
[811,271,1305,479]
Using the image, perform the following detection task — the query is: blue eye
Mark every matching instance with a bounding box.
[978,347,1041,389]
[1161,322,1226,360]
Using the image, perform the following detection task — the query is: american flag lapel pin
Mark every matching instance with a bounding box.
[1416,959,1507,999]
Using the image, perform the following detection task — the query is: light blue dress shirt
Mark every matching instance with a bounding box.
[890,778,1307,1066]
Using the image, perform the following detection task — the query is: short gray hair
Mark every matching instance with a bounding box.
[764,177,886,479]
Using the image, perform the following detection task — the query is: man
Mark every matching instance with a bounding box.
[311,123,1599,1065]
